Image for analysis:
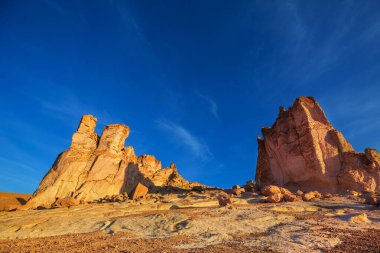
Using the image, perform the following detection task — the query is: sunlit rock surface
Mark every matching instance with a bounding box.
[255,96,380,193]
[24,115,202,209]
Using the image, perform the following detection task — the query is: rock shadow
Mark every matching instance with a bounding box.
[120,162,195,196]
[15,197,28,205]
[312,201,374,211]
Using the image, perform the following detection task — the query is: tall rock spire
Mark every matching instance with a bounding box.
[23,115,202,209]
[70,115,98,152]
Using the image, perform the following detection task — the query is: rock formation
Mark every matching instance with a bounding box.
[24,115,202,209]
[255,96,380,193]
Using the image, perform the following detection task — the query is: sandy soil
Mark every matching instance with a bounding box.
[0,191,379,252]
[0,192,31,211]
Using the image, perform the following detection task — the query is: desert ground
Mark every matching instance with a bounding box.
[0,192,31,212]
[0,190,379,253]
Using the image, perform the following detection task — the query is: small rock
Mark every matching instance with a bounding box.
[302,192,316,201]
[245,180,255,188]
[280,187,292,195]
[323,193,333,198]
[131,183,149,200]
[266,193,283,203]
[232,187,246,195]
[365,195,379,206]
[261,185,281,196]
[314,191,322,199]
[296,190,303,196]
[217,194,232,207]
[232,185,241,190]
[54,197,79,208]
[243,180,255,192]
[350,191,361,197]
[349,213,371,224]
[283,193,298,202]
[115,195,124,202]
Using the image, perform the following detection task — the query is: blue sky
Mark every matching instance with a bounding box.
[1,0,379,193]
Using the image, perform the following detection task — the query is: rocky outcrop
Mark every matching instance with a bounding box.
[24,115,202,209]
[255,96,380,193]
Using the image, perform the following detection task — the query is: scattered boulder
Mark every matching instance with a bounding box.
[243,180,255,192]
[279,187,292,195]
[97,192,129,203]
[302,192,317,201]
[364,194,379,206]
[266,193,283,203]
[349,213,371,224]
[314,191,322,199]
[350,191,361,197]
[131,183,148,200]
[323,193,333,199]
[255,96,380,194]
[217,194,232,207]
[232,187,246,195]
[261,185,281,196]
[283,194,298,202]
[296,190,303,196]
[53,197,79,208]
[245,180,255,187]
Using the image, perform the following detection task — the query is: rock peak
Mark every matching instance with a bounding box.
[24,115,202,209]
[96,124,130,155]
[256,97,379,193]
[77,115,97,134]
[294,96,317,104]
[70,115,98,153]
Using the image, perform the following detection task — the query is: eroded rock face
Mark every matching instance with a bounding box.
[24,115,201,209]
[255,97,380,193]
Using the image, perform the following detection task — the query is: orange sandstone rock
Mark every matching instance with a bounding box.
[261,185,282,196]
[232,187,246,195]
[283,193,298,202]
[256,96,380,194]
[302,192,315,201]
[349,213,371,224]
[131,183,148,200]
[23,115,202,209]
[54,197,79,208]
[217,193,232,206]
[266,193,283,203]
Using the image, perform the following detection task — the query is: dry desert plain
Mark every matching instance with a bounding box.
[0,189,380,253]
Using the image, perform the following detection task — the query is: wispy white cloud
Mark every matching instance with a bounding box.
[0,157,39,174]
[276,0,380,85]
[197,93,219,119]
[156,120,213,160]
[21,84,121,130]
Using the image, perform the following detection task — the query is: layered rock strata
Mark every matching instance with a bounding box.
[255,97,380,193]
[25,115,202,209]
